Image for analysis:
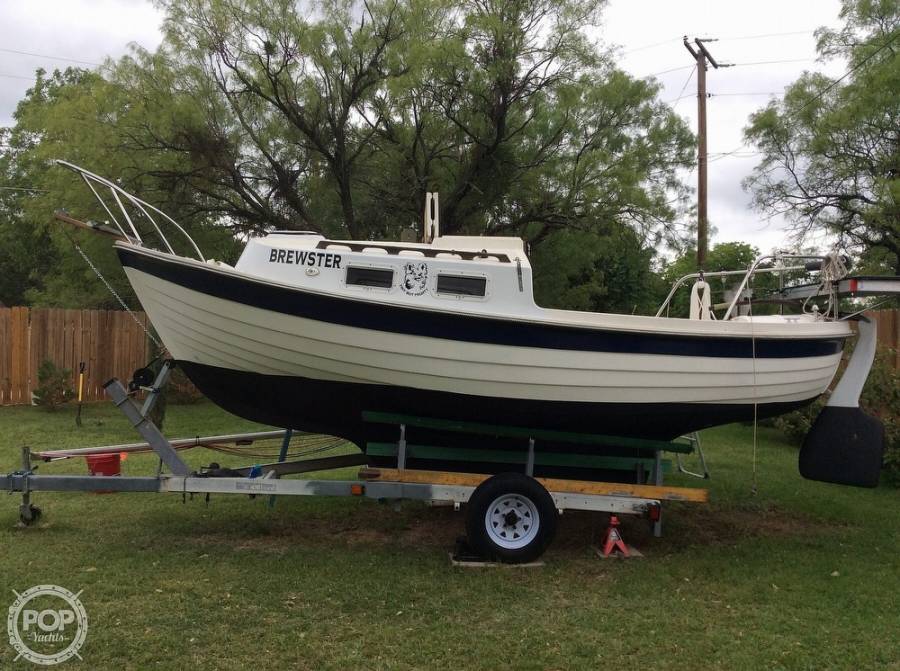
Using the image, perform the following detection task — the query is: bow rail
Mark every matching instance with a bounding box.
[55,160,206,262]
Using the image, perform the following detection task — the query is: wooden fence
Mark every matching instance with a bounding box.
[0,307,150,406]
[870,309,900,369]
[0,306,896,407]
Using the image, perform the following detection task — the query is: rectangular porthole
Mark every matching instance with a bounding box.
[436,274,487,297]
[346,266,394,288]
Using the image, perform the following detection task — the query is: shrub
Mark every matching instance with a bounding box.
[32,360,75,411]
[860,347,900,485]
[773,397,826,445]
[167,366,204,405]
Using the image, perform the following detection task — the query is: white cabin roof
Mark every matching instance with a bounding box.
[431,235,525,255]
[259,232,529,268]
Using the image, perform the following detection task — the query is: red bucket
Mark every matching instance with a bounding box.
[86,454,122,494]
[86,454,122,476]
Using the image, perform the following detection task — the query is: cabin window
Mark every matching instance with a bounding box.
[346,266,393,288]
[436,274,487,297]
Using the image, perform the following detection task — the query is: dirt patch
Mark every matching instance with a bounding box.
[186,502,463,553]
[161,498,844,559]
[650,502,845,552]
[397,507,460,548]
[339,527,393,545]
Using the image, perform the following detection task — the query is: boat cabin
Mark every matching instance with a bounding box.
[236,233,537,317]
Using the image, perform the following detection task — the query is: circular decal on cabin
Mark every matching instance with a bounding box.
[401,262,428,296]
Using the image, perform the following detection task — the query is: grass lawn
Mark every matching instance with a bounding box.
[1,400,898,670]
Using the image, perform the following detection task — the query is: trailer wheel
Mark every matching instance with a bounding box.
[18,504,42,527]
[465,473,557,563]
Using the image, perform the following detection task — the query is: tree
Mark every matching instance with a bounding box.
[0,68,241,308]
[531,227,663,314]
[658,242,760,318]
[2,0,695,312]
[32,360,75,411]
[0,69,123,308]
[113,0,693,242]
[743,0,900,273]
[0,124,55,306]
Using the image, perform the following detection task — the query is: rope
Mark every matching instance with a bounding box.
[69,238,162,349]
[201,436,345,459]
[36,433,346,461]
[821,252,849,318]
[820,252,848,285]
[747,275,759,496]
[799,252,850,318]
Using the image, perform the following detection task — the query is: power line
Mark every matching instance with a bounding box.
[668,91,784,103]
[646,64,694,78]
[717,30,816,42]
[710,91,783,97]
[647,57,814,78]
[666,65,696,106]
[715,29,900,162]
[623,37,682,55]
[0,73,37,81]
[0,47,102,67]
[624,29,818,57]
[707,145,754,163]
[731,57,817,67]
[789,29,900,119]
[709,151,764,157]
[0,186,47,192]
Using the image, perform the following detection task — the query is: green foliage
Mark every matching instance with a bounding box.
[775,344,900,485]
[0,68,243,308]
[1,0,695,310]
[31,360,75,411]
[657,242,761,318]
[135,0,693,243]
[167,367,205,405]
[743,0,900,272]
[531,227,663,314]
[773,397,826,446]
[861,346,900,485]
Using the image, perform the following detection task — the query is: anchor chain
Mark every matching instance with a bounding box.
[70,240,162,349]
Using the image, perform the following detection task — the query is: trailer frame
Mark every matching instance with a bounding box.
[3,364,708,560]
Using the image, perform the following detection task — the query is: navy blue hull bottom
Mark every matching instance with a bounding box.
[179,361,812,479]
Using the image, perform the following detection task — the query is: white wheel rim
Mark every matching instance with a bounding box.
[484,493,540,550]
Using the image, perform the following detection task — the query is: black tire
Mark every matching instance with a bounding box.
[19,504,41,526]
[465,473,557,563]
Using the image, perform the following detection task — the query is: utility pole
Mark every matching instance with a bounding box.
[683,37,729,269]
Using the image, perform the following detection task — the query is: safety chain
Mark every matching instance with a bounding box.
[72,241,162,349]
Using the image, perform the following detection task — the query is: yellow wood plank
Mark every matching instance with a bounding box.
[360,468,709,502]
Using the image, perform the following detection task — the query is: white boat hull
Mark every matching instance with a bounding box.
[118,244,849,448]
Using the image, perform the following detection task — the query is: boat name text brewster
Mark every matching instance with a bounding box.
[269,249,342,268]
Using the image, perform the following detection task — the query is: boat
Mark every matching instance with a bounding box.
[54,161,894,486]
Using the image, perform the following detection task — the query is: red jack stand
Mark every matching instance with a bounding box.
[599,515,630,558]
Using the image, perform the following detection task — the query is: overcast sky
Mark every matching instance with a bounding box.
[0,0,847,253]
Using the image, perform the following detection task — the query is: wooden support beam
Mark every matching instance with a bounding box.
[53,210,129,241]
[366,442,670,473]
[359,467,709,503]
[362,411,693,454]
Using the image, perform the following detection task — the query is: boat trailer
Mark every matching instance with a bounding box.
[3,363,708,563]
